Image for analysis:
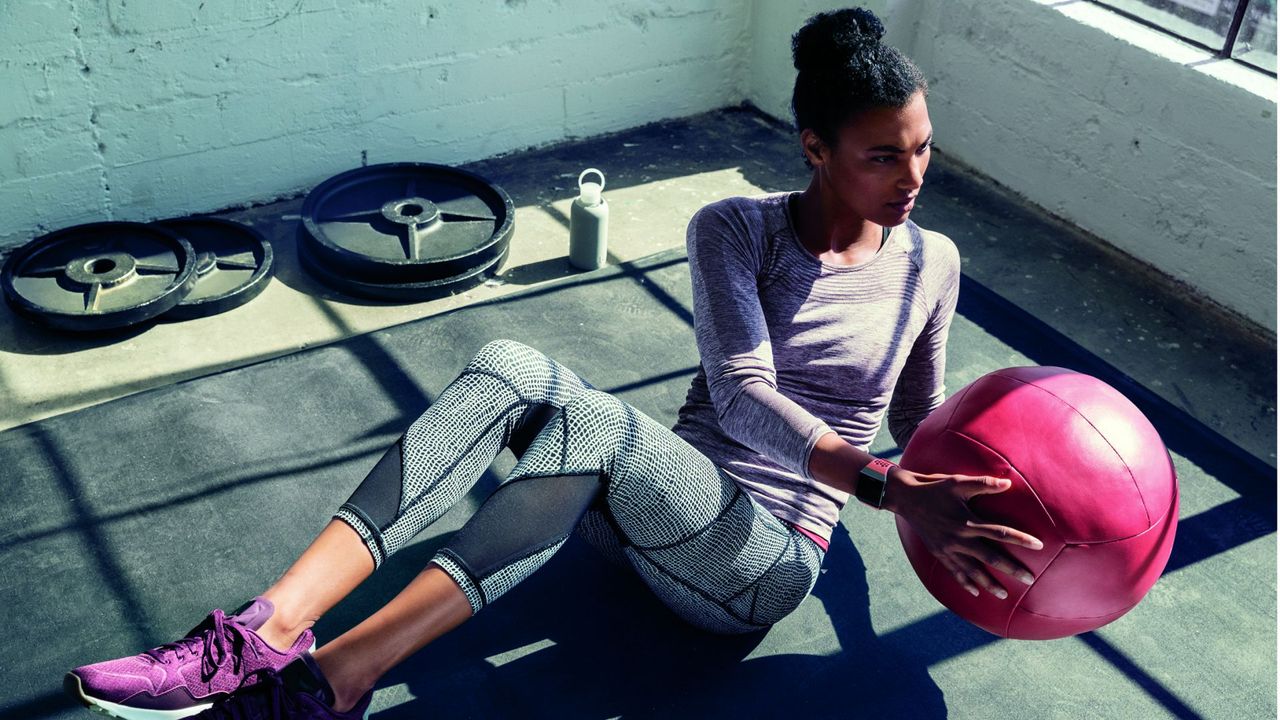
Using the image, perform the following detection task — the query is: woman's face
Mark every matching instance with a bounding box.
[803,90,933,227]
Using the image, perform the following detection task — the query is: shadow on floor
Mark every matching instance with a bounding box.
[0,240,1273,719]
[359,526,948,720]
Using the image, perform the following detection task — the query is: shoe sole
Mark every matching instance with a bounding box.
[63,673,214,720]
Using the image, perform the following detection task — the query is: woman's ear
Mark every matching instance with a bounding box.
[800,128,827,168]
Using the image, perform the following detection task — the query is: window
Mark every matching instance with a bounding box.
[1091,0,1277,74]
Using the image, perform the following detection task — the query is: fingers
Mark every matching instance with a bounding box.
[938,537,1039,599]
[953,476,1045,553]
[958,474,1013,499]
[955,541,1037,586]
[937,555,982,598]
[940,554,1008,599]
[957,556,1010,599]
[916,472,1047,600]
[964,520,1044,551]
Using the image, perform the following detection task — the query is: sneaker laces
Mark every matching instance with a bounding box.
[143,609,247,681]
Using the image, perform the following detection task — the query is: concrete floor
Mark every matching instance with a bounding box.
[0,126,748,430]
[0,107,1275,719]
[0,108,1273,465]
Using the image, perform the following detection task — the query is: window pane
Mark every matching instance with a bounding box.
[1099,0,1238,49]
[1234,0,1277,72]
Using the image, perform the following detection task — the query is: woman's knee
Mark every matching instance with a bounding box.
[556,390,631,466]
[464,339,589,403]
[563,389,629,421]
[466,339,539,376]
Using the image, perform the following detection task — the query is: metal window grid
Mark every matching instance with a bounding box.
[1088,0,1277,77]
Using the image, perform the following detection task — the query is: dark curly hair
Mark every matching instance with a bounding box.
[791,8,927,155]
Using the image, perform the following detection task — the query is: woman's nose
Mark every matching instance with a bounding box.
[900,157,926,190]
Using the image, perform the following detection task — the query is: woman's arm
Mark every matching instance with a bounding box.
[691,203,1041,598]
[808,428,1043,599]
[686,201,833,478]
[802,243,1042,599]
[886,244,960,448]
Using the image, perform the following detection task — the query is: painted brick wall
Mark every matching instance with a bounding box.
[746,0,1276,332]
[0,0,748,248]
[4,0,1275,331]
[912,0,1276,333]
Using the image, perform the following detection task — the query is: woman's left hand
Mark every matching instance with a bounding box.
[882,466,1044,599]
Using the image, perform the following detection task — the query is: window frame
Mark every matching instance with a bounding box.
[1088,0,1277,76]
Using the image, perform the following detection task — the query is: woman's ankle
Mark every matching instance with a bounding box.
[251,520,376,652]
[256,614,314,652]
[329,682,373,714]
[254,592,317,651]
[312,647,375,713]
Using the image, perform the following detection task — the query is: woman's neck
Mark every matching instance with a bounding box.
[793,179,884,264]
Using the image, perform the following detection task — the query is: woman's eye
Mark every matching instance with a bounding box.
[916,141,934,155]
[871,156,895,164]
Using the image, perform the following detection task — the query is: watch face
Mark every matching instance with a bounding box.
[856,466,888,507]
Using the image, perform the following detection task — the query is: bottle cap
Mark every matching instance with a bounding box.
[578,168,605,206]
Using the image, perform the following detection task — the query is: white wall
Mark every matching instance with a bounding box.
[0,0,749,248]
[747,0,1277,333]
[4,0,1275,331]
[914,0,1275,333]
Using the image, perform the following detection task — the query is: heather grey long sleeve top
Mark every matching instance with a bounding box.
[671,193,961,542]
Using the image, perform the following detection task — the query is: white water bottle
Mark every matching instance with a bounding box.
[569,168,608,271]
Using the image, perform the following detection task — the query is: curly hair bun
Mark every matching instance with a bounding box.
[788,5,926,153]
[791,7,886,75]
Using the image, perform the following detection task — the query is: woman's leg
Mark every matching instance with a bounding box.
[254,340,594,651]
[66,339,593,718]
[253,520,375,650]
[573,396,826,636]
[306,389,823,711]
[312,471,603,710]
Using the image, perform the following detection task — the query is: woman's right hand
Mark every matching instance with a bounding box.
[882,466,1044,599]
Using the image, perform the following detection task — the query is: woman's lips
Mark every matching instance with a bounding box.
[887,196,916,213]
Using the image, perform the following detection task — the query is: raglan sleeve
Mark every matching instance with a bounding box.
[887,235,961,449]
[686,200,834,478]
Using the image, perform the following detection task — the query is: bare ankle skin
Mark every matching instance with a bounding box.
[306,566,474,712]
[312,648,376,714]
[249,520,376,651]
[253,604,315,651]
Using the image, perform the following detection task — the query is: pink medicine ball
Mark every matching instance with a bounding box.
[895,366,1179,640]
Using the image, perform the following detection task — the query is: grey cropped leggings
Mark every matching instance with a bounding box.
[334,339,823,634]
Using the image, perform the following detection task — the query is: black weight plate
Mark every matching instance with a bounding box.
[298,229,508,303]
[152,217,274,320]
[1,221,196,332]
[299,162,514,283]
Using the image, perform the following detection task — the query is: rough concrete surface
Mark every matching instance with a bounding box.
[3,1,1273,329]
[2,107,1273,466]
[0,245,1273,719]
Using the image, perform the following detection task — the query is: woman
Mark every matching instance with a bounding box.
[65,8,1043,719]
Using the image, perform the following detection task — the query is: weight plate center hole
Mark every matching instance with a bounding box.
[65,251,136,286]
[381,198,440,226]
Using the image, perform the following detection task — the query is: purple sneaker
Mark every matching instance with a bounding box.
[193,655,372,719]
[64,597,316,719]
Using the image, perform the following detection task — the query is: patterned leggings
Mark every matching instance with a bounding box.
[334,340,823,634]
